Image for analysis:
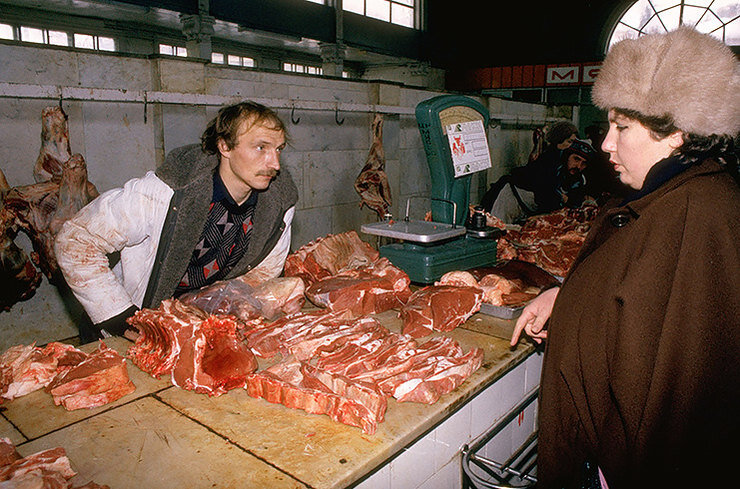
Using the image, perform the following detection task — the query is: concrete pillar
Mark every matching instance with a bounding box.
[180,12,215,60]
[320,42,346,77]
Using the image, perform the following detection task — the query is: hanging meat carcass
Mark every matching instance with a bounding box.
[0,107,98,306]
[354,113,392,218]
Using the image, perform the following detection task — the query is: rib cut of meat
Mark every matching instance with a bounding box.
[284,231,379,286]
[46,342,135,410]
[305,258,411,316]
[354,113,392,217]
[0,342,87,401]
[127,300,257,396]
[179,276,305,321]
[400,285,482,338]
[245,360,386,435]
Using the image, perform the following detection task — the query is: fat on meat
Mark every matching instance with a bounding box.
[245,360,386,435]
[284,231,379,286]
[0,342,86,401]
[46,342,135,411]
[436,270,479,287]
[305,257,412,316]
[400,285,483,338]
[354,113,392,218]
[0,447,75,482]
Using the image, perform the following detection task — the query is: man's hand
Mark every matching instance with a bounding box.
[511,287,560,346]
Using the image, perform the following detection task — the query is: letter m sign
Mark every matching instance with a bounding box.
[546,66,580,85]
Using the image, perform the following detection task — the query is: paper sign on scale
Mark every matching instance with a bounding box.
[445,120,492,177]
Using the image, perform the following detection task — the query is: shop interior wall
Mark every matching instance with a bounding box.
[0,42,552,349]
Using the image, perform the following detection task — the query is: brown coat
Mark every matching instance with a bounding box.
[537,159,740,488]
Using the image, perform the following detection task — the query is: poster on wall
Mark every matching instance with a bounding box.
[445,120,492,177]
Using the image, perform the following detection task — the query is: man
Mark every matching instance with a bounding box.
[55,101,298,340]
[481,137,595,224]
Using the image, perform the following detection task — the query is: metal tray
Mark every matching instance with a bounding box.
[479,302,526,319]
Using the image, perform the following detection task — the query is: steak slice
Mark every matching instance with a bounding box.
[400,285,483,338]
[46,342,135,410]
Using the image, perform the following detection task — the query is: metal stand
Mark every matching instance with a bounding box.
[462,388,539,489]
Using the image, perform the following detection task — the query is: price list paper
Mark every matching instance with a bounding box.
[445,120,492,177]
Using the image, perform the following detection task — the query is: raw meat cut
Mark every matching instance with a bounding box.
[305,258,411,316]
[497,207,595,277]
[245,360,386,435]
[127,300,257,396]
[179,275,305,321]
[354,113,392,218]
[0,439,109,489]
[46,342,135,410]
[284,231,379,286]
[436,270,478,287]
[400,285,483,338]
[34,107,72,183]
[0,106,98,312]
[0,342,86,401]
[3,153,98,281]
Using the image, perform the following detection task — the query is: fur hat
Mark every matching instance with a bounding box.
[567,138,595,160]
[592,27,739,137]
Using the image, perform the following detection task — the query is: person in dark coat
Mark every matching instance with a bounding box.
[510,27,739,488]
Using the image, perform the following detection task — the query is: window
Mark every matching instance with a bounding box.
[344,0,416,28]
[607,0,739,50]
[1,23,116,51]
[211,52,255,67]
[283,62,323,75]
[159,43,187,57]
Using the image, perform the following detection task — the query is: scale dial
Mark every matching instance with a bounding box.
[439,105,484,134]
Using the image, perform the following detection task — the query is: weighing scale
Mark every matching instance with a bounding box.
[361,95,502,284]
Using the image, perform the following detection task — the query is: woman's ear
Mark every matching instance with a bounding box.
[667,131,684,150]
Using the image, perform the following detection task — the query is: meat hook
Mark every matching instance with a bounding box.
[335,107,344,125]
[291,105,300,124]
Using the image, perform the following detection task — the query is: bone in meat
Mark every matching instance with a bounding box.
[354,113,392,217]
[33,106,72,183]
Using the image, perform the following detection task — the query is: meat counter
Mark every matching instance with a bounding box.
[0,310,540,489]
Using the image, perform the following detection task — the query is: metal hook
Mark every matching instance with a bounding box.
[58,91,63,110]
[291,105,300,124]
[143,92,148,124]
[335,106,344,125]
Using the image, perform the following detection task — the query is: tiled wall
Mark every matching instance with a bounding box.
[355,351,543,489]
[0,42,557,349]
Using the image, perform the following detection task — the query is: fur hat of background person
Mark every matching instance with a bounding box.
[592,26,739,137]
[567,139,596,161]
[545,121,579,146]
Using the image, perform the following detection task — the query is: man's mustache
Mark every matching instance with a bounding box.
[257,170,279,178]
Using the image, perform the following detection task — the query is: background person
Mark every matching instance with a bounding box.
[55,101,298,341]
[511,27,739,488]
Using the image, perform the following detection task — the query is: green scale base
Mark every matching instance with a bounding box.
[380,235,498,284]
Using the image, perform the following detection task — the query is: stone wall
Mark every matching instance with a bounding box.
[0,42,564,349]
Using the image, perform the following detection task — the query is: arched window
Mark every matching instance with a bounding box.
[606,0,739,50]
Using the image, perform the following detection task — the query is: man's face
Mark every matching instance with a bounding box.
[566,153,587,174]
[218,119,286,203]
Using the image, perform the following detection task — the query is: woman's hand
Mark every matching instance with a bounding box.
[510,287,560,346]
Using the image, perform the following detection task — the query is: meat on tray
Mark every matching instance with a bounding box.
[0,342,87,401]
[497,207,596,277]
[305,257,412,316]
[127,299,257,396]
[179,275,305,321]
[46,342,135,411]
[284,230,380,286]
[0,439,110,489]
[399,285,483,338]
[245,360,386,435]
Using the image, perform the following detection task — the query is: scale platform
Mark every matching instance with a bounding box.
[361,219,466,243]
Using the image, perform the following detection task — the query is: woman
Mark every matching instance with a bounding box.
[511,27,739,488]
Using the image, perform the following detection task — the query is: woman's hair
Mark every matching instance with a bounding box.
[201,101,286,155]
[613,108,738,172]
